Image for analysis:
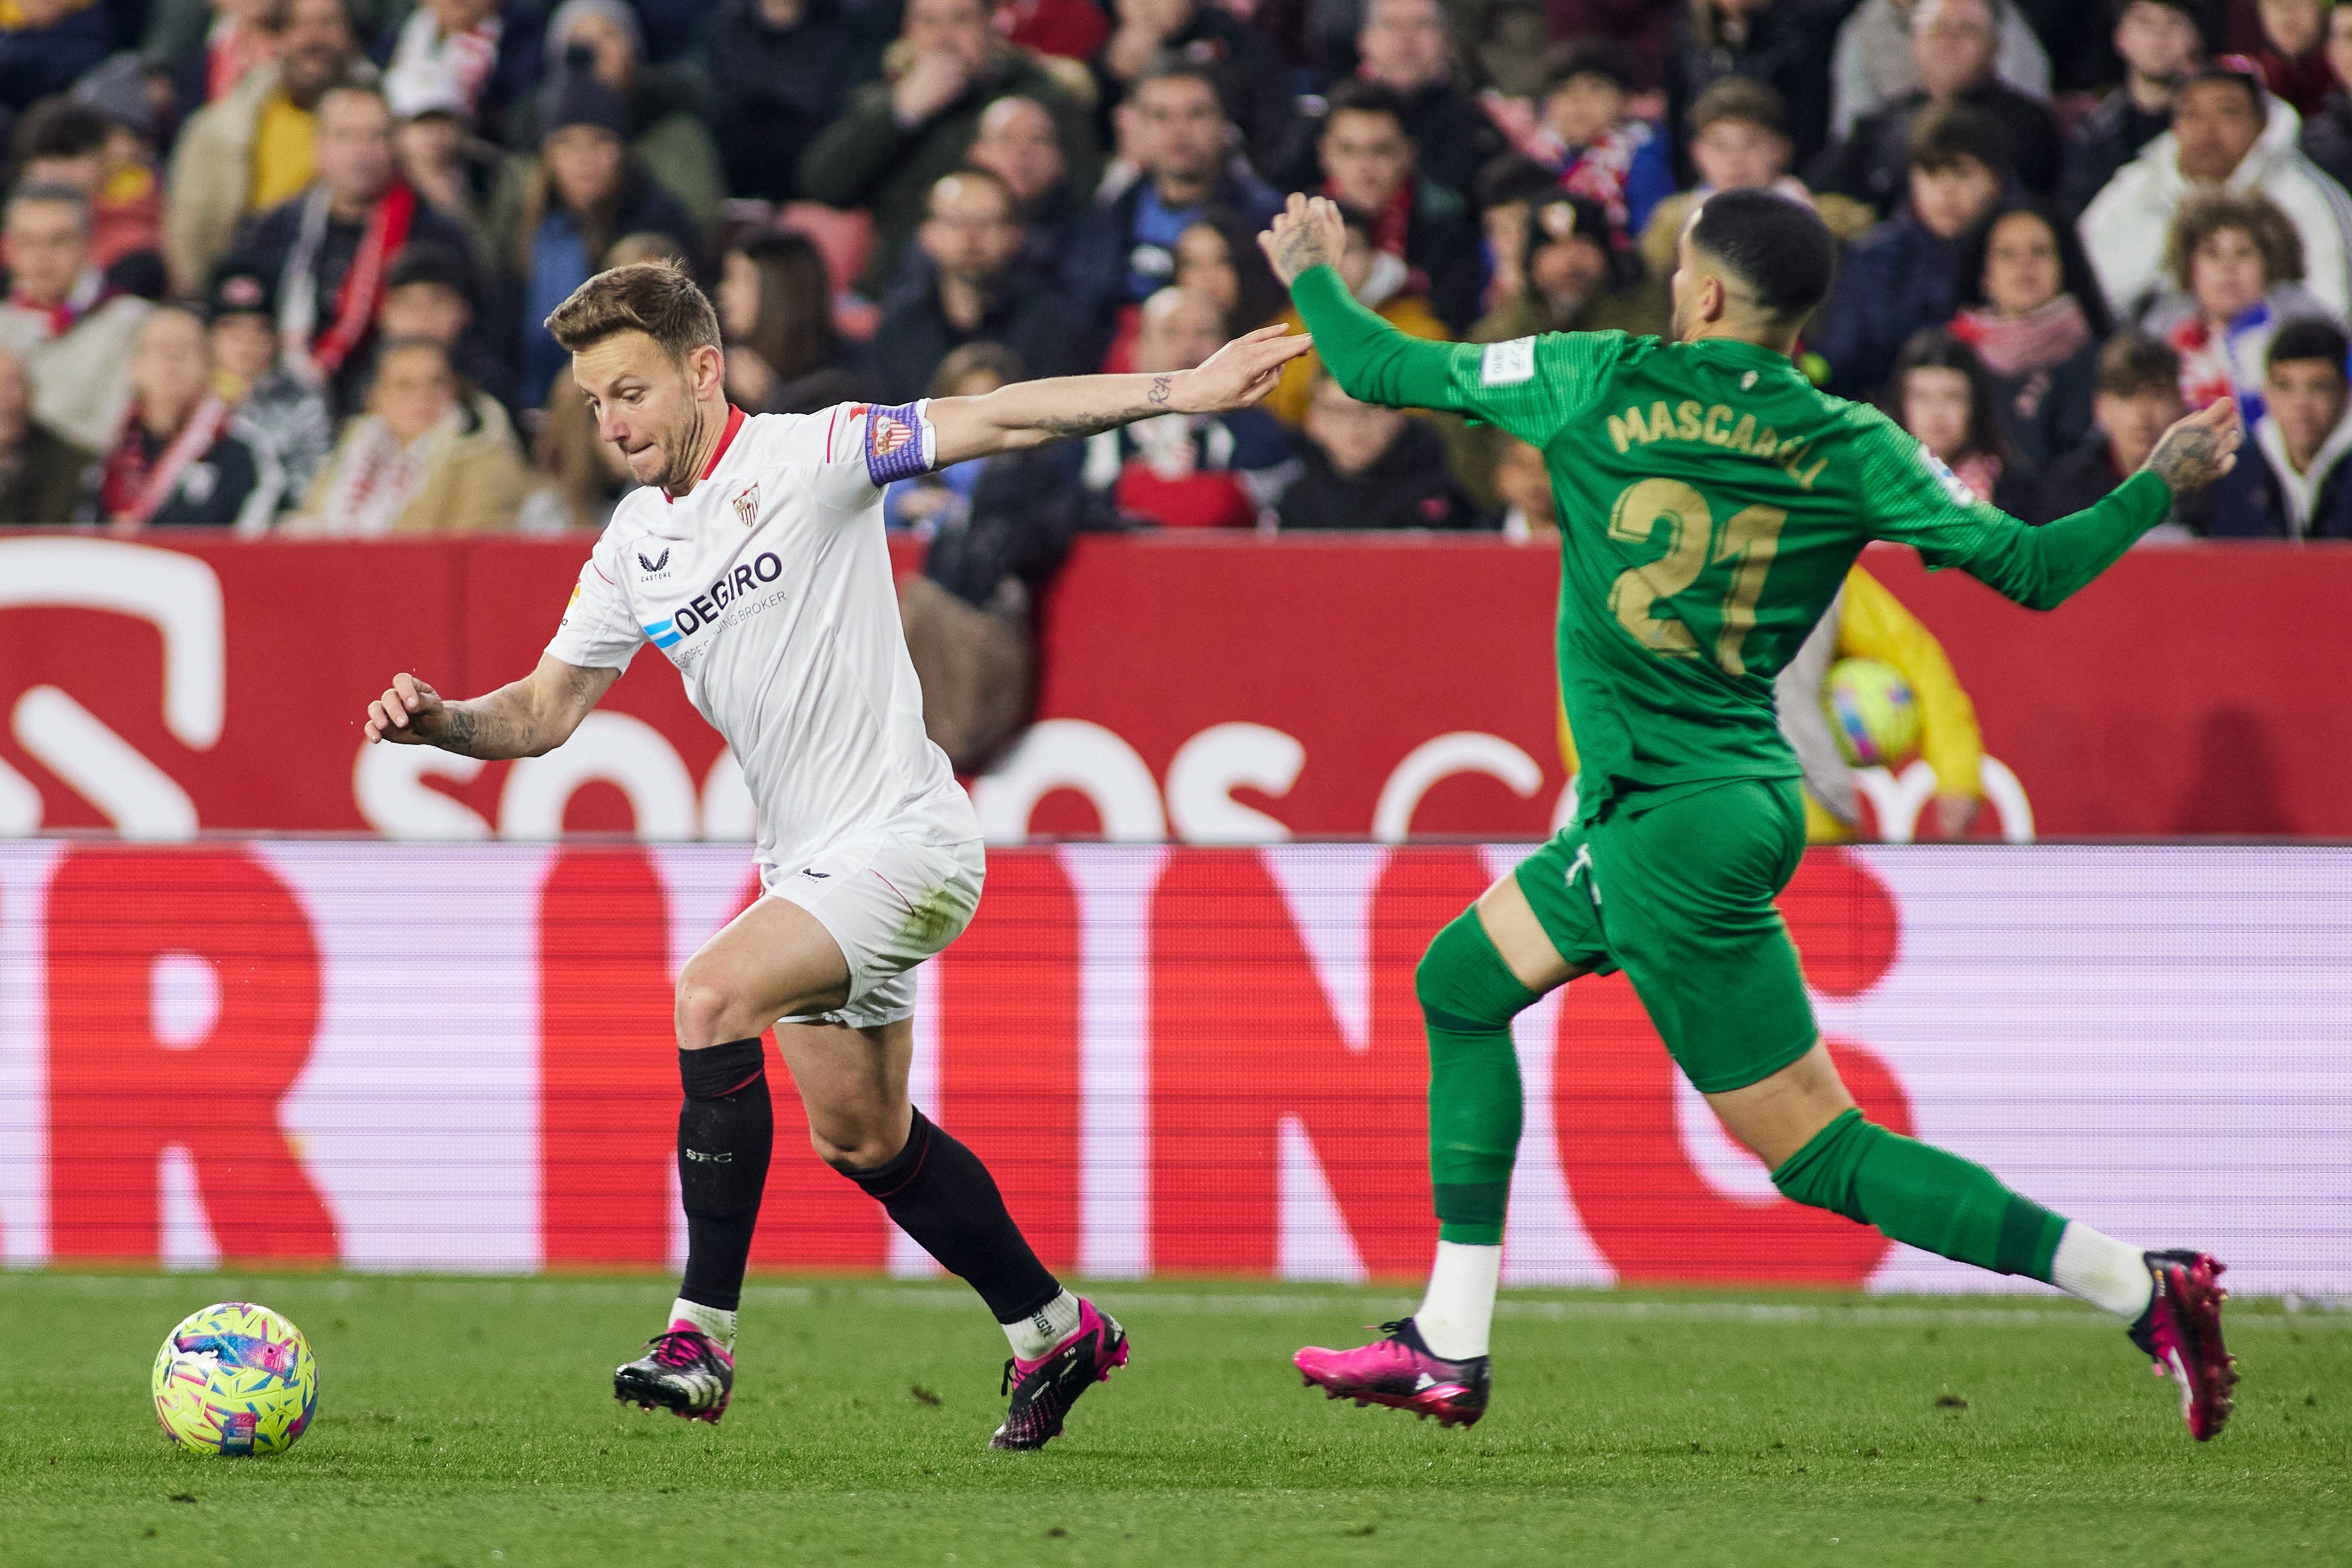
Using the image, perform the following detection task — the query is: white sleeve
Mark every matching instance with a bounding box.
[544,533,645,670]
[801,400,941,514]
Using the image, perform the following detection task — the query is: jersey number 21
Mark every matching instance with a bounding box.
[1604,477,1788,678]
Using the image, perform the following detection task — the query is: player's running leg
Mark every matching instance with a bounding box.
[1295,866,1588,1427]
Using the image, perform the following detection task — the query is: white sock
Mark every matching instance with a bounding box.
[670,1297,737,1351]
[2050,1223,2153,1321]
[1003,1289,1083,1362]
[1414,1241,1501,1359]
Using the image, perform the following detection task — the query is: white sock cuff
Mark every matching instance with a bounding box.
[2050,1224,2153,1321]
[671,1297,738,1349]
[1415,1240,1502,1359]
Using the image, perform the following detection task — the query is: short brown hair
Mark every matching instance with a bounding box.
[2094,330,2181,399]
[544,261,721,362]
[1906,99,2007,177]
[1687,75,1789,141]
[2165,189,2304,293]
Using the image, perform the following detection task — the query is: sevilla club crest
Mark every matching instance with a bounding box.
[732,484,760,527]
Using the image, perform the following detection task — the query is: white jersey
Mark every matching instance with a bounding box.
[546,402,978,871]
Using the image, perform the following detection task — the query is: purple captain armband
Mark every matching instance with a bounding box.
[862,402,935,485]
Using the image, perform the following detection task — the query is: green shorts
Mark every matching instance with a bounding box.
[1514,776,1816,1094]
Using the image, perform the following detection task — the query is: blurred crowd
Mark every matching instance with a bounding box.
[0,0,2348,555]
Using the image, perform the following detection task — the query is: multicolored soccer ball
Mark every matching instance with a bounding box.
[151,1301,318,1456]
[1824,658,1920,769]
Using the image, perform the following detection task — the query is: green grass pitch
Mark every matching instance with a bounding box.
[4,1273,2347,1567]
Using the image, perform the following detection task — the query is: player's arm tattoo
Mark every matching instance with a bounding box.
[1031,375,1176,439]
[2145,422,2231,493]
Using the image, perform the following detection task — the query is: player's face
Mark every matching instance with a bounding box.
[572,330,716,490]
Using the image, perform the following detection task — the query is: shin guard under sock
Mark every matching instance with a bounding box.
[676,1038,774,1313]
[1771,1108,2067,1279]
[846,1109,1061,1325]
[1417,910,1538,1245]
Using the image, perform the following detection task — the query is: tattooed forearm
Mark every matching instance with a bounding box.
[1033,376,1178,439]
[2146,426,2229,492]
[434,695,536,759]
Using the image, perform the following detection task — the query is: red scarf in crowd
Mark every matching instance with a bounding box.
[97,398,231,526]
[9,268,115,340]
[316,183,416,377]
[1327,175,1413,260]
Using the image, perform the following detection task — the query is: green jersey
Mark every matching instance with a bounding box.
[1290,268,2172,820]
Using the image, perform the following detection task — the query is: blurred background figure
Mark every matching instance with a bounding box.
[85,303,281,532]
[866,168,1080,402]
[1491,436,1556,542]
[1277,367,1481,532]
[1887,325,2042,517]
[2036,330,2213,533]
[0,344,89,522]
[291,335,528,532]
[13,88,165,297]
[2143,189,2333,424]
[205,258,332,509]
[2207,315,2352,536]
[0,182,150,450]
[1171,211,1288,337]
[516,0,722,226]
[716,228,856,415]
[519,369,636,530]
[706,0,852,205]
[2061,0,2206,219]
[1948,201,2111,468]
[1639,77,1874,287]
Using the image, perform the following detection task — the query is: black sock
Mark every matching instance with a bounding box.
[676,1038,773,1313]
[845,1108,1061,1324]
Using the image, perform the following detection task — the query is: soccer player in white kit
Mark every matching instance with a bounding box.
[362,261,1310,1449]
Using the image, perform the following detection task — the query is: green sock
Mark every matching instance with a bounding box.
[1771,1108,2067,1279]
[1415,910,1537,1247]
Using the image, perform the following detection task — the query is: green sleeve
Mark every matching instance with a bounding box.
[1861,418,2173,612]
[1289,267,1626,445]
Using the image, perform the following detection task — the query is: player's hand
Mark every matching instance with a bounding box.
[2145,397,2242,494]
[1259,193,1347,285]
[365,672,449,746]
[1174,323,1315,412]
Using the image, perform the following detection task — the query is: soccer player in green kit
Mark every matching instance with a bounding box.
[1261,189,2246,1441]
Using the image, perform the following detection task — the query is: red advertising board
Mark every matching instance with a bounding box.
[1,532,2348,842]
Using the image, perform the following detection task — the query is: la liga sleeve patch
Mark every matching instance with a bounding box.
[1480,337,1536,387]
[862,402,933,486]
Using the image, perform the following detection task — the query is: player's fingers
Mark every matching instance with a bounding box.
[380,688,410,726]
[1285,190,1308,219]
[1235,322,1290,342]
[392,671,422,710]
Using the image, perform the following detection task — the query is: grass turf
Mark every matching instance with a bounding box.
[3,1273,2347,1567]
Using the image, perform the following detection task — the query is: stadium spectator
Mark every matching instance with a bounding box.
[897,341,1091,770]
[1079,285,1296,528]
[1948,201,2111,468]
[387,62,522,277]
[2295,1,2352,189]
[205,258,332,506]
[704,0,852,204]
[0,0,114,117]
[1474,191,1649,343]
[2060,0,2207,221]
[1638,77,1877,285]
[224,82,480,415]
[0,345,88,522]
[1345,0,1503,205]
[965,95,1084,275]
[1534,45,1675,239]
[515,68,698,409]
[291,335,529,532]
[2244,0,2333,117]
[1888,326,2042,516]
[1062,59,1277,316]
[1173,211,1286,333]
[12,95,164,297]
[377,0,543,137]
[379,238,514,418]
[2205,313,2352,535]
[884,339,1017,532]
[1092,0,1295,174]
[2081,57,2352,319]
[177,0,284,107]
[0,182,149,450]
[866,169,1082,402]
[85,303,281,532]
[1277,367,1480,531]
[2143,189,2333,423]
[1815,0,2063,213]
[798,0,1097,298]
[1830,0,2051,140]
[1262,204,1447,426]
[1778,566,1986,842]
[1491,434,1554,540]
[1308,80,1482,330]
[163,0,360,295]
[518,369,634,530]
[716,229,858,415]
[1813,103,2006,399]
[515,0,723,227]
[1471,153,1563,316]
[1666,0,1844,170]
[2036,330,2215,532]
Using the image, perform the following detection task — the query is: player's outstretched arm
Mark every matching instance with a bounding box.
[925,325,1313,465]
[362,655,620,759]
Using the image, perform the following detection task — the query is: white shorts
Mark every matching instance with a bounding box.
[760,829,986,1029]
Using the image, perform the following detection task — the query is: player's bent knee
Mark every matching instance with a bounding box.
[1416,912,1538,1039]
[1767,1106,1872,1223]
